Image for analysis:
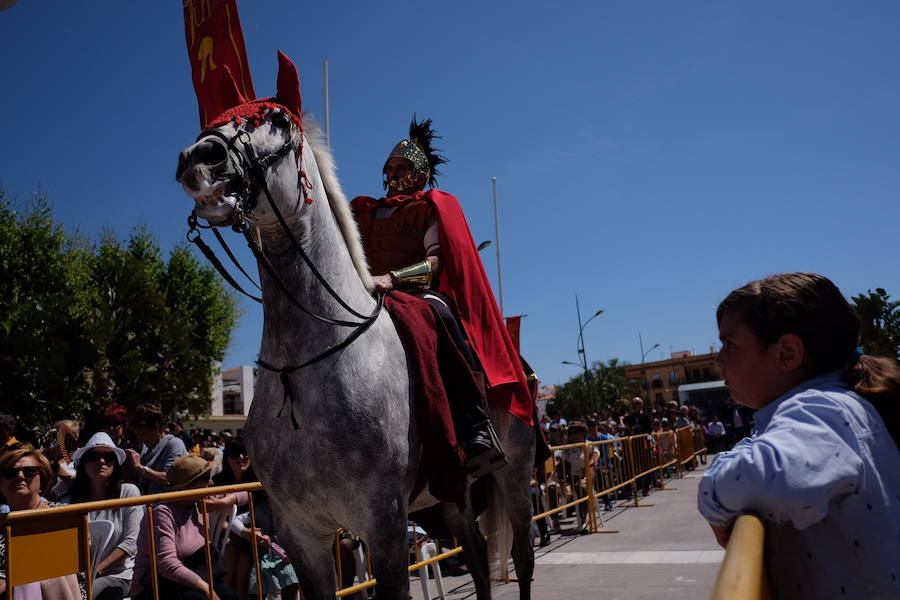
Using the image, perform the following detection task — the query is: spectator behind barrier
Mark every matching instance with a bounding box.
[168,422,200,456]
[562,422,598,528]
[227,490,300,599]
[125,404,187,495]
[705,416,726,453]
[67,433,142,600]
[0,448,84,599]
[131,455,236,600]
[91,404,130,447]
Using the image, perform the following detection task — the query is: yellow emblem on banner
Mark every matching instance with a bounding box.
[198,36,217,82]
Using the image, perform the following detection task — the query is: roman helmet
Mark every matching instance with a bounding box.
[383,116,447,192]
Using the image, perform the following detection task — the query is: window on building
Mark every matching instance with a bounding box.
[703,367,711,380]
[693,369,701,381]
[669,370,679,385]
[655,393,663,403]
[651,373,662,388]
[223,391,243,415]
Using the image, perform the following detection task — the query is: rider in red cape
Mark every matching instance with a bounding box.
[351,118,534,477]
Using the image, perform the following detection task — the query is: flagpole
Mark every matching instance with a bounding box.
[323,59,330,145]
[492,176,504,316]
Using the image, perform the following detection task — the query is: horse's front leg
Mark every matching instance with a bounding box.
[276,524,340,600]
[363,493,411,600]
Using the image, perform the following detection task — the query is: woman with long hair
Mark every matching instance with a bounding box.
[213,438,257,600]
[68,432,142,600]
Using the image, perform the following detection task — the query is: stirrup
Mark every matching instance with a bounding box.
[465,421,507,480]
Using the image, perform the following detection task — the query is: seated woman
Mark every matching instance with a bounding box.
[68,432,142,600]
[131,455,236,600]
[213,438,256,600]
[0,448,85,599]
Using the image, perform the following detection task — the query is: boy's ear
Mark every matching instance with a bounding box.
[777,333,806,372]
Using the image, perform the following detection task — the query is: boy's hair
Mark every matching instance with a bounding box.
[718,272,899,445]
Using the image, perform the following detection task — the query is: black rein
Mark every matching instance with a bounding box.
[186,124,384,427]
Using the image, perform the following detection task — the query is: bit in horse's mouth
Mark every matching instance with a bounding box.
[197,185,226,206]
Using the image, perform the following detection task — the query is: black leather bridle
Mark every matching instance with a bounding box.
[185,120,384,427]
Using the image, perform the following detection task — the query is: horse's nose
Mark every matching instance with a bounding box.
[175,149,189,181]
[175,138,229,181]
[193,138,229,167]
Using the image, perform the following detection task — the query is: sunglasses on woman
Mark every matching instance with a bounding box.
[83,451,118,464]
[1,466,40,480]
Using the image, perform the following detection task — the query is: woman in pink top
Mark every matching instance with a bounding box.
[130,455,236,600]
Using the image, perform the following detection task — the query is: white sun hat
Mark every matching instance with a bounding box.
[71,432,127,468]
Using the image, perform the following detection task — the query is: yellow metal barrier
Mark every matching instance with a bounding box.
[710,514,771,600]
[1,429,707,598]
[0,482,264,600]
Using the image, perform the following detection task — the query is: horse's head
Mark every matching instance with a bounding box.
[177,51,307,229]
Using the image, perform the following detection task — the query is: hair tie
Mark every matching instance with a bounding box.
[848,347,863,365]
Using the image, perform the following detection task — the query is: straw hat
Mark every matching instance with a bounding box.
[165,455,213,491]
[71,432,127,468]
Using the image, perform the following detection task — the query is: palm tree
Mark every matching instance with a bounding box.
[851,288,900,360]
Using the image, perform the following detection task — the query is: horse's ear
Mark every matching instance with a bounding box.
[220,65,247,109]
[276,50,302,121]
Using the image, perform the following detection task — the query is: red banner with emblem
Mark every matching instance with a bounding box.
[505,316,521,354]
[183,0,255,127]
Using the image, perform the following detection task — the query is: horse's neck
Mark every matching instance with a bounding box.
[257,158,373,362]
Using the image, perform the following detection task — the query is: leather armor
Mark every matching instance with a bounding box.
[355,198,435,276]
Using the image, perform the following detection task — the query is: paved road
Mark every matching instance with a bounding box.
[409,461,722,600]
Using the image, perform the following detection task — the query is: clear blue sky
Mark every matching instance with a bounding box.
[2,1,898,387]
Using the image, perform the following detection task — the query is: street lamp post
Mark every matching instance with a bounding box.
[638,332,660,401]
[573,295,603,413]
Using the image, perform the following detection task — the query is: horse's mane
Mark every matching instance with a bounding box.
[301,113,374,291]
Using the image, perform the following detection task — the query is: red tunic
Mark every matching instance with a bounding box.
[351,189,534,426]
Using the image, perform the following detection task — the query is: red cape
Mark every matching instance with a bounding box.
[351,189,534,426]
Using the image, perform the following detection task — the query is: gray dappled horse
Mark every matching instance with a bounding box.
[176,53,536,600]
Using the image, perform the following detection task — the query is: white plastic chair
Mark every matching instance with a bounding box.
[88,519,115,579]
[211,504,238,556]
[416,540,445,600]
[352,543,370,585]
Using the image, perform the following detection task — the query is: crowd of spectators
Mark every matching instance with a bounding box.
[532,395,742,544]
[540,395,753,452]
[0,405,300,600]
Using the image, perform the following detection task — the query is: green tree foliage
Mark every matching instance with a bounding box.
[0,190,239,444]
[851,288,900,360]
[552,358,640,419]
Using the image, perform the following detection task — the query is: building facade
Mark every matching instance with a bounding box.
[624,350,728,413]
[187,364,255,433]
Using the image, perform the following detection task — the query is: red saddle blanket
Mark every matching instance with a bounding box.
[383,291,478,507]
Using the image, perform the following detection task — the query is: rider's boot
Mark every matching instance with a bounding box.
[464,372,507,479]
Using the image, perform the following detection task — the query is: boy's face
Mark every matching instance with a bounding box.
[717,311,786,409]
